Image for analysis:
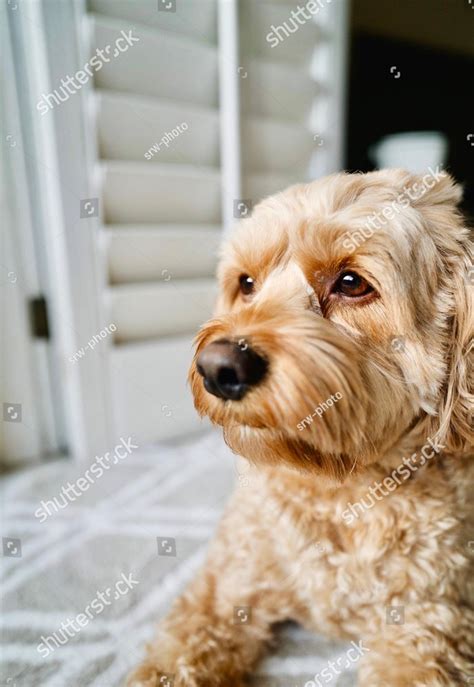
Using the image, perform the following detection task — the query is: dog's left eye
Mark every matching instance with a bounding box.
[239,274,255,295]
[333,271,373,297]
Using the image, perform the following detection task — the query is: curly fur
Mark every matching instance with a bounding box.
[129,170,474,687]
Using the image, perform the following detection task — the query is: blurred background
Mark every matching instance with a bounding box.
[1,2,473,686]
[2,0,473,470]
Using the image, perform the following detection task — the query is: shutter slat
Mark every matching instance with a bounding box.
[110,336,206,443]
[96,90,312,174]
[90,14,218,107]
[240,0,321,65]
[107,225,220,284]
[110,279,217,342]
[244,172,300,200]
[88,0,217,44]
[242,117,314,174]
[102,161,221,224]
[96,90,219,166]
[241,58,317,121]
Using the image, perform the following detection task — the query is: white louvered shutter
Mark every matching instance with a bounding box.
[77,0,347,449]
[239,0,348,199]
[87,0,221,443]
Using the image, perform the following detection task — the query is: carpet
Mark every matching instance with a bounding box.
[0,430,356,686]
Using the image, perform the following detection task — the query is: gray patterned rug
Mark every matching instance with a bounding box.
[0,430,356,687]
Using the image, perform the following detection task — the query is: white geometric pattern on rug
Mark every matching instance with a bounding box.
[0,430,356,686]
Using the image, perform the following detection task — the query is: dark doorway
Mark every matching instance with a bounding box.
[346,0,474,219]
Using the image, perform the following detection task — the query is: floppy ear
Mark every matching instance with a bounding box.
[390,170,472,452]
[417,175,473,453]
[411,170,464,208]
[433,251,473,453]
[415,174,474,453]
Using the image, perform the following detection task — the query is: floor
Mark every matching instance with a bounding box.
[0,430,356,686]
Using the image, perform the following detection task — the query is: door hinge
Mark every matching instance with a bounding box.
[29,296,50,339]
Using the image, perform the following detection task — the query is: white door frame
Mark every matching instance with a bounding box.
[2,0,60,466]
[9,0,113,462]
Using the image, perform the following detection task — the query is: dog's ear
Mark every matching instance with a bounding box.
[383,171,472,452]
[400,171,472,452]
[432,251,473,453]
[368,168,462,210]
[410,170,463,208]
[412,173,473,453]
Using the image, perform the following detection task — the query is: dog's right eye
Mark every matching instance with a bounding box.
[332,271,373,298]
[239,274,255,296]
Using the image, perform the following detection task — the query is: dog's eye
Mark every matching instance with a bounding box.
[333,271,373,297]
[239,274,255,295]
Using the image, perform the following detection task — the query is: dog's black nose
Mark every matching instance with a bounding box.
[196,339,267,401]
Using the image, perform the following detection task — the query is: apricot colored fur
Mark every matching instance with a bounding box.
[129,170,473,687]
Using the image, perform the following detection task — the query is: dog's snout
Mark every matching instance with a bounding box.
[196,339,267,401]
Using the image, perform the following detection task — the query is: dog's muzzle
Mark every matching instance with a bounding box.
[196,339,267,401]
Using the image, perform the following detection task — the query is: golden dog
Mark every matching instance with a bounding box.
[129,170,473,687]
